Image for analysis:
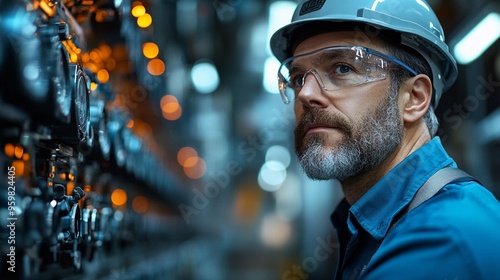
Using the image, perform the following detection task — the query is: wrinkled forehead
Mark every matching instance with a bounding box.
[293,31,388,57]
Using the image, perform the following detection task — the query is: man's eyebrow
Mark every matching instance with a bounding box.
[289,49,350,73]
[311,50,344,65]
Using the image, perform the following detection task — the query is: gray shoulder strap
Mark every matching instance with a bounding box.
[408,167,473,211]
[388,167,475,233]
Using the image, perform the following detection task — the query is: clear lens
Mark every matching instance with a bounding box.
[277,46,390,104]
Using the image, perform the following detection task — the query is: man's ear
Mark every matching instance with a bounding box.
[401,74,433,124]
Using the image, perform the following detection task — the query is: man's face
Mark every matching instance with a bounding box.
[292,32,404,181]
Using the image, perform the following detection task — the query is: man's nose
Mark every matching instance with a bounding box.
[296,70,329,108]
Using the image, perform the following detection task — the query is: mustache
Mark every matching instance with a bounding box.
[294,108,352,140]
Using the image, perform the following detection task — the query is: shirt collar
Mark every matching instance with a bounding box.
[334,137,455,241]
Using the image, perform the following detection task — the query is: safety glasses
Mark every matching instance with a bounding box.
[277,46,418,104]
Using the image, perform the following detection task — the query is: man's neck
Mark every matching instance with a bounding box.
[340,132,431,205]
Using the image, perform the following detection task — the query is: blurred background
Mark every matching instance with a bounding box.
[0,0,499,279]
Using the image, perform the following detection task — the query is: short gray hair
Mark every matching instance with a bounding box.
[385,42,439,136]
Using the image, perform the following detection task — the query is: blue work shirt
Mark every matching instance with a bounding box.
[331,137,500,280]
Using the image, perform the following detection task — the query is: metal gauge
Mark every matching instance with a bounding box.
[51,45,72,123]
[52,63,90,145]
[67,62,91,144]
[74,64,89,138]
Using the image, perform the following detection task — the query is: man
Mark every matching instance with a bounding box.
[270,0,500,279]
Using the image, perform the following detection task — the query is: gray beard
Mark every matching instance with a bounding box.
[295,86,403,181]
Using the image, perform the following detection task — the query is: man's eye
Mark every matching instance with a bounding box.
[335,64,353,74]
[290,74,304,87]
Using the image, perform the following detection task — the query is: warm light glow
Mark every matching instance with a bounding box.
[67,181,75,196]
[84,185,92,193]
[233,184,263,223]
[134,121,152,137]
[137,13,152,28]
[127,119,135,128]
[14,145,24,159]
[22,153,29,161]
[40,0,56,17]
[106,59,117,71]
[62,41,79,63]
[84,62,99,74]
[162,106,182,120]
[4,143,14,158]
[95,10,109,23]
[131,5,146,17]
[160,96,182,121]
[90,82,98,91]
[97,69,110,83]
[131,1,143,7]
[183,157,206,179]
[147,58,165,76]
[81,53,90,63]
[59,173,67,180]
[83,62,99,73]
[183,156,199,168]
[70,53,78,63]
[142,42,159,59]
[90,51,99,61]
[160,95,178,107]
[111,189,127,207]
[132,196,149,213]
[162,102,179,114]
[99,43,112,59]
[177,147,198,166]
[12,160,24,177]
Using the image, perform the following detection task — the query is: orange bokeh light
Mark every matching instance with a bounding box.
[132,196,149,213]
[12,160,24,176]
[183,157,206,179]
[137,13,152,28]
[177,147,198,166]
[183,156,199,168]
[142,42,159,59]
[131,1,143,7]
[4,143,14,158]
[160,95,182,120]
[127,119,135,128]
[162,101,179,114]
[97,69,110,83]
[99,43,112,59]
[111,189,127,207]
[131,5,145,17]
[147,58,165,76]
[84,185,92,193]
[162,106,182,120]
[160,95,177,107]
[14,145,23,159]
